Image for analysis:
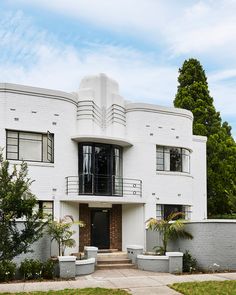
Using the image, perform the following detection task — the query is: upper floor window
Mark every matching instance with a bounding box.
[6,130,54,163]
[156,146,190,173]
[79,143,122,195]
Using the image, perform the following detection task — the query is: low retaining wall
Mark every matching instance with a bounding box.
[127,246,183,273]
[75,258,95,276]
[137,252,183,274]
[146,220,236,271]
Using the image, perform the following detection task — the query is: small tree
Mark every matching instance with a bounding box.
[147,212,193,255]
[48,215,84,256]
[0,152,45,261]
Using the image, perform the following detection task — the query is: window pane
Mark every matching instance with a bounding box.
[164,205,183,219]
[83,153,92,174]
[19,138,42,161]
[83,145,92,153]
[170,148,181,171]
[7,152,18,160]
[7,131,18,138]
[7,137,18,145]
[164,148,170,171]
[42,133,54,162]
[182,154,190,173]
[114,148,120,157]
[156,204,163,220]
[7,145,18,153]
[19,132,42,140]
[156,146,164,170]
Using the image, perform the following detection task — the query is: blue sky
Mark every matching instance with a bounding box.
[1,0,236,138]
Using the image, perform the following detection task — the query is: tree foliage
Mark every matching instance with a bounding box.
[174,59,236,215]
[0,153,45,261]
[148,212,193,254]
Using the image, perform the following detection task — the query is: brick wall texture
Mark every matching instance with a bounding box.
[79,204,91,252]
[79,204,122,251]
[146,221,236,270]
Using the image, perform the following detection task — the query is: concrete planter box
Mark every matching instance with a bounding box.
[75,258,96,276]
[84,246,98,264]
[137,252,183,274]
[127,245,144,264]
[58,256,76,279]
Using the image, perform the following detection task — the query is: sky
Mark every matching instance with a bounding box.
[1,0,236,138]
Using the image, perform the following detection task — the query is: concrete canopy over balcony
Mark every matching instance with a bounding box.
[71,134,133,147]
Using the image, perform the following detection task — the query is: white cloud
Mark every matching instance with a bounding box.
[1,5,236,138]
[0,9,177,105]
[11,0,236,60]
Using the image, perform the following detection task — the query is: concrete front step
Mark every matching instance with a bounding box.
[96,263,136,270]
[98,249,119,253]
[97,252,127,259]
[97,258,132,264]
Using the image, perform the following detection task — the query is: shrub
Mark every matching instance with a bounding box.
[42,259,55,279]
[183,250,197,273]
[0,260,16,282]
[19,259,43,280]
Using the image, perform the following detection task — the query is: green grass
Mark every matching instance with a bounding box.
[0,288,129,295]
[170,280,236,295]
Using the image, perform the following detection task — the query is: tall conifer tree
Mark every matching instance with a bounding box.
[174,58,236,216]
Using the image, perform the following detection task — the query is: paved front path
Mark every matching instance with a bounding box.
[1,269,236,295]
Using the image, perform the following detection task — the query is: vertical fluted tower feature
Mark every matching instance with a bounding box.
[77,73,126,138]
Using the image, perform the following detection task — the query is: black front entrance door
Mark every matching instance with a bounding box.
[91,209,110,249]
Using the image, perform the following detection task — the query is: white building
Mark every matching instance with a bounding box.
[0,73,207,253]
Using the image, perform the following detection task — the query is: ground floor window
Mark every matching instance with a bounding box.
[37,201,53,219]
[156,204,191,220]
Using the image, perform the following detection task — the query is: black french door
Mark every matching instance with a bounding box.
[94,144,111,195]
[79,143,122,195]
[91,209,110,249]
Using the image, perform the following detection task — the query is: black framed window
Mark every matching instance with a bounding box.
[79,143,123,195]
[37,201,53,219]
[156,146,190,173]
[6,130,54,163]
[156,204,191,220]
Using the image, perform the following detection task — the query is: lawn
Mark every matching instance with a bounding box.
[1,288,129,295]
[170,280,236,295]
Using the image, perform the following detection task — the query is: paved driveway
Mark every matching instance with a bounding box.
[1,269,236,294]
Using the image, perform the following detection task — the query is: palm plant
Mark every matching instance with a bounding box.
[147,212,193,255]
[47,215,85,256]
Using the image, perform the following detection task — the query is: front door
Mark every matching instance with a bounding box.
[91,209,110,249]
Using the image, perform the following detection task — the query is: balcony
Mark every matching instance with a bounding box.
[66,174,142,198]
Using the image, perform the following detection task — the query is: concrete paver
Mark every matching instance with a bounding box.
[0,270,236,294]
[107,277,163,288]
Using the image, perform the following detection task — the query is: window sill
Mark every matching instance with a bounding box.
[156,171,193,178]
[8,160,54,168]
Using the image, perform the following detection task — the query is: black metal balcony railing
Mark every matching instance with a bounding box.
[66,174,142,197]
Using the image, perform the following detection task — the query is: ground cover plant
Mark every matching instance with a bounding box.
[170,280,236,295]
[0,287,129,295]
